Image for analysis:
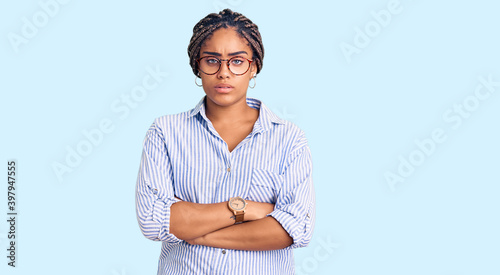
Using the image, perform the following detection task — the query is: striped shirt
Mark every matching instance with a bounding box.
[135,96,315,275]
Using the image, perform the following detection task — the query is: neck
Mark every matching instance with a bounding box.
[205,97,255,124]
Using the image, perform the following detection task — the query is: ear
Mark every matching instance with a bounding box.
[249,60,257,78]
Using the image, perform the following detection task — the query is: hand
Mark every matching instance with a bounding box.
[245,201,275,221]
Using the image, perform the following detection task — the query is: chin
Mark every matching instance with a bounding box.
[206,91,245,107]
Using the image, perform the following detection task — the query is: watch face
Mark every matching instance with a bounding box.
[230,197,246,211]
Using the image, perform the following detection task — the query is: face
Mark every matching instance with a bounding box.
[198,27,257,108]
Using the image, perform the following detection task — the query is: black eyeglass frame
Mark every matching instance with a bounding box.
[196,56,254,76]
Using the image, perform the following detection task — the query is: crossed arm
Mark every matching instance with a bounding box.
[169,199,293,251]
[136,121,314,251]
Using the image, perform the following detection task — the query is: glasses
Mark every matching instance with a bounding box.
[197,56,253,76]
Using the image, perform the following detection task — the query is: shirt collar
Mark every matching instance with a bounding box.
[187,95,286,133]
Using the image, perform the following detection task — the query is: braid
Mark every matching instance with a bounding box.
[187,9,264,76]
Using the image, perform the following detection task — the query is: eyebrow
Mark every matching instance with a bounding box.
[202,51,248,56]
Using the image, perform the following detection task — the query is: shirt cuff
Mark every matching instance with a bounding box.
[268,208,308,249]
[152,197,183,243]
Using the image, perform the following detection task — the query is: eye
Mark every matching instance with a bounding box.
[204,57,220,65]
[230,58,245,66]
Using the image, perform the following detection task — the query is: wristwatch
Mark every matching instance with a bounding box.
[228,196,247,224]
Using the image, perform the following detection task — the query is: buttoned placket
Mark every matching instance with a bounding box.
[199,116,232,271]
[198,112,233,202]
[200,110,260,199]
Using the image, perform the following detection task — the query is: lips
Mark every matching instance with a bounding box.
[214,83,234,93]
[215,83,234,88]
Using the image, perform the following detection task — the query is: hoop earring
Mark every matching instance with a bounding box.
[249,76,256,89]
[195,75,203,87]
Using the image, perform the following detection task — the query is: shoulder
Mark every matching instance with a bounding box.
[278,120,310,159]
[143,110,195,142]
[151,100,205,127]
[255,101,310,164]
[260,102,308,146]
[151,97,206,130]
[152,110,192,127]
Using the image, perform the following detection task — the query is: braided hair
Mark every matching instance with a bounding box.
[188,9,264,76]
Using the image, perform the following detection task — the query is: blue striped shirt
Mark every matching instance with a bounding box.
[135,96,315,275]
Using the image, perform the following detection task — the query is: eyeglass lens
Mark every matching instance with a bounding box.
[199,56,250,75]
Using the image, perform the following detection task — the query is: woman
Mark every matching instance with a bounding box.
[136,9,315,274]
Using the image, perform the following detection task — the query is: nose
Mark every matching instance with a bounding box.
[217,60,231,78]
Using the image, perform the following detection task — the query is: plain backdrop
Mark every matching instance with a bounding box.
[1,0,499,274]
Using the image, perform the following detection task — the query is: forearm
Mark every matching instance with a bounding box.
[191,216,293,251]
[170,200,273,241]
[169,201,233,240]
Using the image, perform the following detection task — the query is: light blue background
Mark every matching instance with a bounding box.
[1,0,499,274]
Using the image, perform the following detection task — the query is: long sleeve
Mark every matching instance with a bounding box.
[267,133,315,249]
[135,119,182,243]
[133,97,314,274]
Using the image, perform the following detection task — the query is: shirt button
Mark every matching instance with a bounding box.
[222,250,226,254]
[153,189,158,195]
[227,167,231,172]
